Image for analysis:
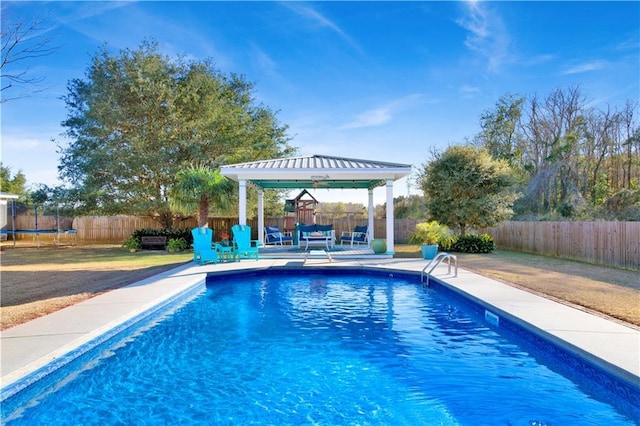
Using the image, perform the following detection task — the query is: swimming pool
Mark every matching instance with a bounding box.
[2,269,638,424]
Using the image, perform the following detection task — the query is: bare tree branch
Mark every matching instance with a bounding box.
[1,16,59,103]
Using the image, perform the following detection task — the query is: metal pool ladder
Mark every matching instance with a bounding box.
[421,252,458,287]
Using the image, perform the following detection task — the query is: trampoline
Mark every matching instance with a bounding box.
[1,196,77,247]
[1,229,77,247]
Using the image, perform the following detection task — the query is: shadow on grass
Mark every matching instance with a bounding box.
[1,245,193,307]
[1,262,191,307]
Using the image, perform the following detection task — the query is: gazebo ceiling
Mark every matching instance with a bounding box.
[220,155,412,190]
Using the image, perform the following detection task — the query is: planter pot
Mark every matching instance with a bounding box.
[371,238,387,254]
[421,244,438,260]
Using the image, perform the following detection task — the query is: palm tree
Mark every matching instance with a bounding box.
[170,165,234,227]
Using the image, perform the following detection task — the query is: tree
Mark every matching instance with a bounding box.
[473,85,639,220]
[1,16,59,102]
[392,195,429,219]
[419,145,517,235]
[58,40,293,226]
[474,93,526,169]
[0,163,27,195]
[169,165,234,227]
[26,184,50,206]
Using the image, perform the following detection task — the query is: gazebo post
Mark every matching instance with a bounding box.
[385,179,395,254]
[11,199,17,248]
[257,189,264,245]
[368,189,374,241]
[239,179,247,226]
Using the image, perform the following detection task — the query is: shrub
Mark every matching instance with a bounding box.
[122,235,141,251]
[166,237,188,251]
[408,221,456,249]
[450,233,496,253]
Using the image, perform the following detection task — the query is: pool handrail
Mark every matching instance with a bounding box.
[421,252,458,287]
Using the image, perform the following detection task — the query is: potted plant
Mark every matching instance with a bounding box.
[166,237,187,253]
[219,232,230,247]
[122,235,141,253]
[408,221,453,260]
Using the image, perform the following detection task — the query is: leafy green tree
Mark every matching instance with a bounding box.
[0,163,27,195]
[393,195,429,219]
[317,202,367,220]
[260,190,292,218]
[23,184,51,219]
[169,165,234,227]
[27,184,50,205]
[58,40,293,226]
[419,145,517,235]
[475,93,526,168]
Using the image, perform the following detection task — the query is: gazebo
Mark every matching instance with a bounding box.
[219,155,412,254]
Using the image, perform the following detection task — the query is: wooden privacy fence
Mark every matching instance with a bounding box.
[5,214,637,270]
[5,215,417,244]
[73,216,255,242]
[71,216,413,243]
[481,221,639,270]
[7,214,74,231]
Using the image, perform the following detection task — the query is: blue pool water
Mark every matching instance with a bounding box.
[2,270,638,424]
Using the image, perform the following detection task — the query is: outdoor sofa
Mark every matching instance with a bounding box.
[298,224,335,250]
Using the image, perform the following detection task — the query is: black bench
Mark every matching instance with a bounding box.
[140,236,167,250]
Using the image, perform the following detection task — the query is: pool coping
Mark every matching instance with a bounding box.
[2,258,639,396]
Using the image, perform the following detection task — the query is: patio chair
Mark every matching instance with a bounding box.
[191,227,219,265]
[264,225,294,245]
[232,224,261,260]
[340,225,369,247]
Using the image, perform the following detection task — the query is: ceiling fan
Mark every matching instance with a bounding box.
[311,174,331,189]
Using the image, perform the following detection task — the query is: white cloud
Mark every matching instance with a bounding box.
[341,94,424,130]
[55,1,131,25]
[282,3,364,55]
[457,1,510,73]
[3,135,41,151]
[249,43,279,78]
[1,133,61,186]
[342,108,392,130]
[460,84,480,97]
[522,54,556,67]
[562,60,608,75]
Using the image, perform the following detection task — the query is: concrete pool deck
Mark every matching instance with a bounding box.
[1,258,639,393]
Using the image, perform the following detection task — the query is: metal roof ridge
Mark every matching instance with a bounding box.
[221,154,412,169]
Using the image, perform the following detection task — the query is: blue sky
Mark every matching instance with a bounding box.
[2,1,639,206]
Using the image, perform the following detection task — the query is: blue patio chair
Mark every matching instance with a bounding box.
[340,225,369,247]
[191,227,219,265]
[264,225,294,245]
[232,224,261,260]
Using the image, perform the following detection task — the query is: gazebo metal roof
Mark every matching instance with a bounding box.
[220,155,412,189]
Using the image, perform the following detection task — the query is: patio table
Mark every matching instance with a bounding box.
[215,244,237,262]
